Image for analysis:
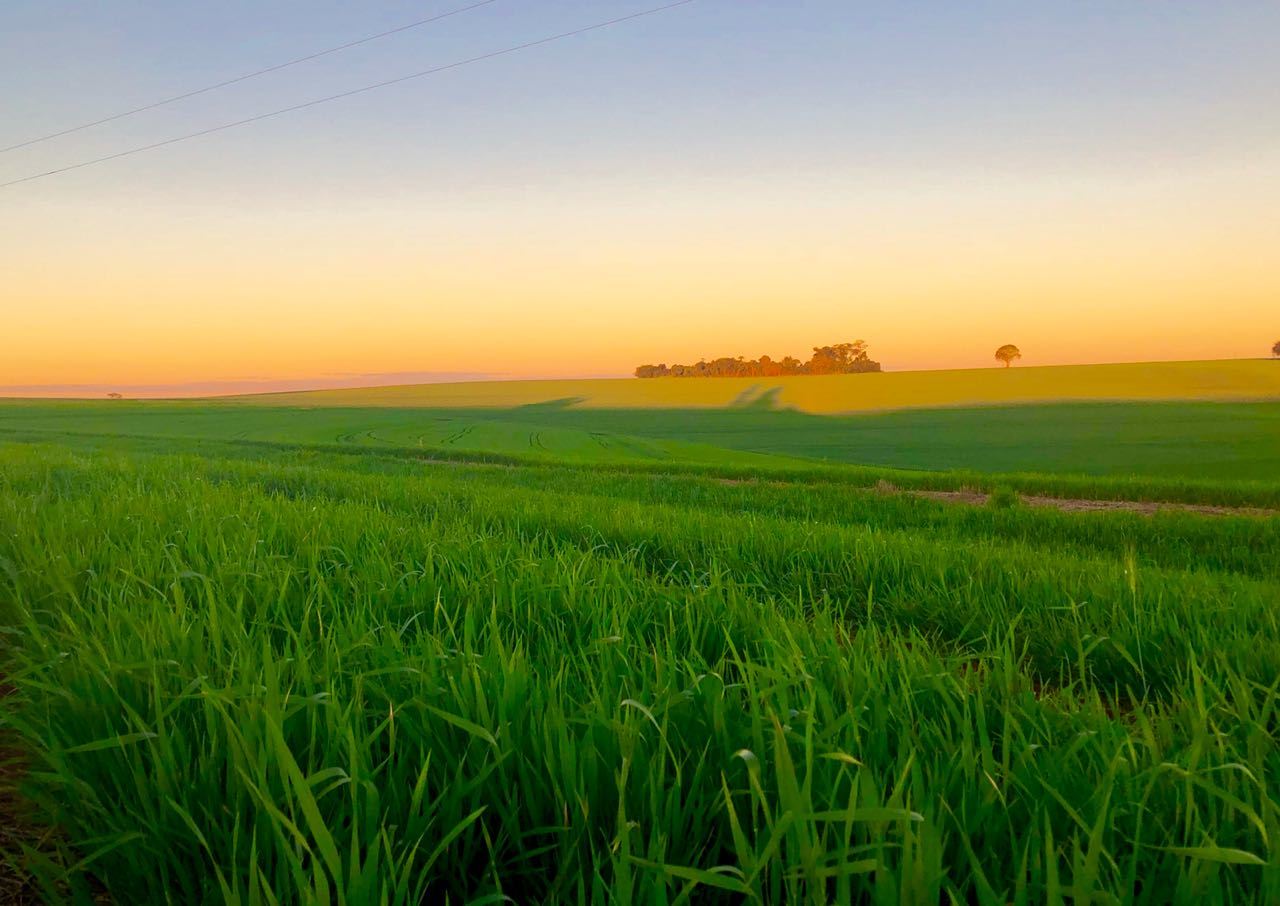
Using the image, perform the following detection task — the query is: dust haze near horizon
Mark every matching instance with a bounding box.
[3,1,1278,395]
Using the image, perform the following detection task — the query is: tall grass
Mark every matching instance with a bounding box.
[0,442,1277,902]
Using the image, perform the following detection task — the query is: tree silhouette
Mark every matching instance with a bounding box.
[1272,340,1280,358]
[995,344,1022,368]
[106,392,123,400]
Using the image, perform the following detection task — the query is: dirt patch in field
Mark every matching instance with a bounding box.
[714,477,1276,517]
[0,683,89,906]
[0,760,39,906]
[0,683,40,906]
[907,489,1278,518]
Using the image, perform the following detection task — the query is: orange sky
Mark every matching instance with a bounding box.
[5,161,1276,394]
[3,2,1278,395]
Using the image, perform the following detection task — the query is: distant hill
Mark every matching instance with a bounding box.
[227,359,1280,415]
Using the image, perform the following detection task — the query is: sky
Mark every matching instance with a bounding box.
[3,0,1278,396]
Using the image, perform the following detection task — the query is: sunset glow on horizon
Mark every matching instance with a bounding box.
[4,1,1278,396]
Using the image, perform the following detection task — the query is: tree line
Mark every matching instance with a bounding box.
[635,342,881,378]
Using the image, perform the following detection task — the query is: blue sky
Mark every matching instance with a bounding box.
[6,1,1277,190]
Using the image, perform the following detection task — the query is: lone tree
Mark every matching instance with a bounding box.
[995,344,1022,368]
[1272,340,1280,358]
[106,392,123,400]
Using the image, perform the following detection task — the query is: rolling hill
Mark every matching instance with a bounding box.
[228,358,1280,413]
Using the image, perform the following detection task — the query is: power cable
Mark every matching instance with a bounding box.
[0,0,501,154]
[1,0,697,190]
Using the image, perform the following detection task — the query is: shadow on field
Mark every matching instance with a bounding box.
[513,397,587,412]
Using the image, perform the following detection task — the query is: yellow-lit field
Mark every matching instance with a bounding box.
[231,359,1280,413]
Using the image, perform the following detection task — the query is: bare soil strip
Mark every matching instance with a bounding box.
[909,489,1279,518]
[713,476,1278,517]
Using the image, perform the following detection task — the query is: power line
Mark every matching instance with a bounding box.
[1,0,697,191]
[0,0,501,155]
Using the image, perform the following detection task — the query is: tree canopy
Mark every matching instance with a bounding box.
[995,344,1022,368]
[635,342,881,378]
[1272,340,1280,358]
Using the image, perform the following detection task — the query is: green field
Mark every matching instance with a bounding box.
[2,369,1280,903]
[4,396,1280,484]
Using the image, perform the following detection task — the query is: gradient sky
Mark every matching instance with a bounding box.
[3,1,1279,394]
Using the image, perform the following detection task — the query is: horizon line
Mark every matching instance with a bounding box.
[2,357,1271,401]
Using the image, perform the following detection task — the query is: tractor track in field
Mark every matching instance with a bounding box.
[901,488,1280,518]
[442,425,476,446]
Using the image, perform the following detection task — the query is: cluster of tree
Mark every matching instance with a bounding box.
[635,342,881,378]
